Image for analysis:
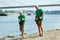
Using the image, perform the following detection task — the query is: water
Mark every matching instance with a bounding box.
[0,14,60,37]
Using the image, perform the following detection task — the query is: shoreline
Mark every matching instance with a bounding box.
[0,29,60,40]
[18,29,60,40]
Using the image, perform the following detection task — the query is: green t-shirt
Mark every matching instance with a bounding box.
[35,9,43,21]
[18,15,25,24]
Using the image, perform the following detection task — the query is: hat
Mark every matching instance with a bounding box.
[20,11,23,13]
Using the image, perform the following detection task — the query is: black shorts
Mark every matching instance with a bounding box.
[19,21,24,31]
[35,18,42,24]
[35,19,40,24]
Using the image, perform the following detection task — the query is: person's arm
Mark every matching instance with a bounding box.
[40,13,44,19]
[40,9,44,19]
[22,15,26,21]
[18,16,21,22]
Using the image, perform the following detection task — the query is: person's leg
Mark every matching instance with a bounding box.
[20,22,24,37]
[21,25,24,36]
[37,24,40,35]
[36,21,41,36]
[35,20,42,36]
[38,22,41,36]
[40,21,43,36]
[20,25,22,36]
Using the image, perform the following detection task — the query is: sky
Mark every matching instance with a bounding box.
[0,0,60,10]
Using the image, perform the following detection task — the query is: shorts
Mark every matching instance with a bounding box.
[19,21,24,31]
[35,18,43,24]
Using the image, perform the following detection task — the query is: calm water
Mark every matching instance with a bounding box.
[0,14,60,37]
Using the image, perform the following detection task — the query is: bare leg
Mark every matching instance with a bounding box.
[37,22,41,36]
[20,25,24,37]
[38,23,41,36]
[37,24,40,35]
[40,21,43,36]
[38,21,43,36]
[22,25,24,37]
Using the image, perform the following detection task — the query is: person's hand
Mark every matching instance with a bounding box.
[40,17,42,19]
[22,18,26,21]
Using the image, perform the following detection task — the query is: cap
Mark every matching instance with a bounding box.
[20,11,23,13]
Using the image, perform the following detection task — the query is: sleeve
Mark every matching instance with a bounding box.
[40,9,43,13]
[23,15,25,19]
[18,16,21,22]
[18,16,19,19]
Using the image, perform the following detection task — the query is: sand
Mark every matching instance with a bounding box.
[0,29,60,40]
[18,29,60,40]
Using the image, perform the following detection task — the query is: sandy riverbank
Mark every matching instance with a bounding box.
[0,29,60,40]
[18,29,60,40]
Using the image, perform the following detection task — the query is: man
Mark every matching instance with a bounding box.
[35,5,44,36]
[18,11,25,37]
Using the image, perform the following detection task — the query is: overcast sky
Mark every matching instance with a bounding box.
[0,0,60,10]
